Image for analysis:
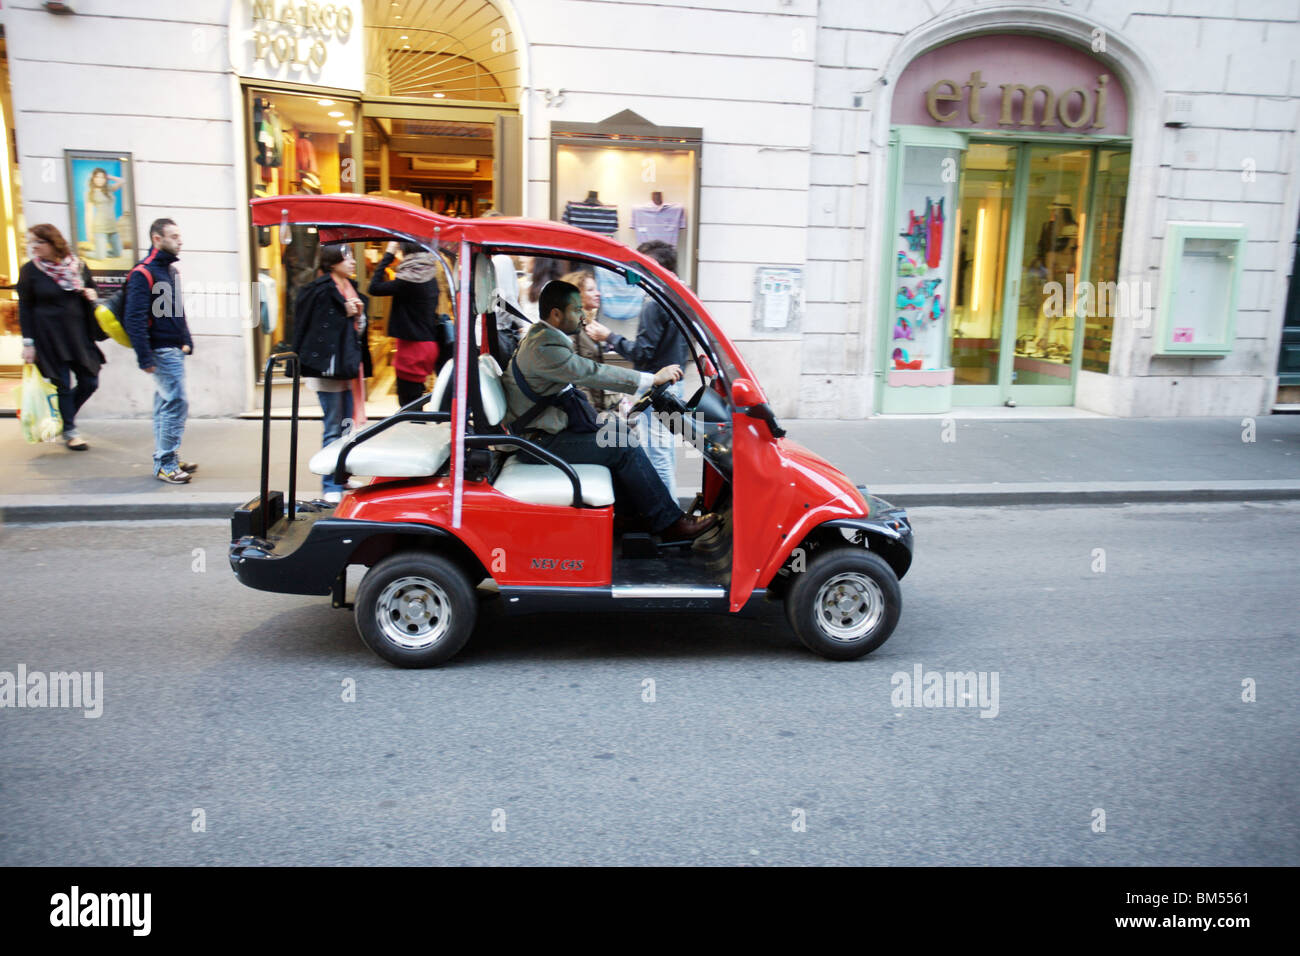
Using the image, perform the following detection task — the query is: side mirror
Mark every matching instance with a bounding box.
[731,378,761,406]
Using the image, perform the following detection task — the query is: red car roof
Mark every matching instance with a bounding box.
[249,193,757,385]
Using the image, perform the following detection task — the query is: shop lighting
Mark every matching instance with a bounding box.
[400,35,408,40]
[338,120,354,127]
[433,93,446,98]
[328,110,345,117]
[317,99,335,106]
[0,95,18,285]
[971,205,987,312]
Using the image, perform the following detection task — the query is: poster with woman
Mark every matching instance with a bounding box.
[64,150,137,279]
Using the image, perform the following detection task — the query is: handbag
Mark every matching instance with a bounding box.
[509,358,598,435]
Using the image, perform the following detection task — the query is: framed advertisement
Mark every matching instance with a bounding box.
[64,149,138,295]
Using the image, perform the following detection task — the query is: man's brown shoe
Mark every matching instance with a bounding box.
[660,513,719,541]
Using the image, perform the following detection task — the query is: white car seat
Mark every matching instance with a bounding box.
[478,354,615,507]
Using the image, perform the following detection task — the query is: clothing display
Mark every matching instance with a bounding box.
[631,201,686,247]
[563,199,619,234]
[595,268,644,322]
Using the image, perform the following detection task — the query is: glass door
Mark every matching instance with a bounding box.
[1006,146,1092,404]
[950,143,1018,403]
[950,142,1119,406]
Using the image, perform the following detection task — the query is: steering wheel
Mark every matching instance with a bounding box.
[628,382,668,417]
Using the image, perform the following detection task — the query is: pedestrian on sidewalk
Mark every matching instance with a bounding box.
[17,224,106,451]
[586,240,689,499]
[367,240,446,409]
[124,218,197,483]
[293,243,371,502]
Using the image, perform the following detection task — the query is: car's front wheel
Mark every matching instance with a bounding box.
[785,548,901,660]
[354,552,476,667]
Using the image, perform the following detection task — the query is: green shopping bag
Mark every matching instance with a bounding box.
[19,364,63,443]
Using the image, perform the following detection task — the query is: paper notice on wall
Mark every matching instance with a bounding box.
[753,267,803,333]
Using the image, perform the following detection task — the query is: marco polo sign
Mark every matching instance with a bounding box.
[893,34,1130,135]
[229,0,364,91]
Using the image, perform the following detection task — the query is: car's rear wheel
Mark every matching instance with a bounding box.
[355,552,476,667]
[785,548,901,660]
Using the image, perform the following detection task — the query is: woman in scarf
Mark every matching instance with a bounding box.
[17,223,105,450]
[368,241,448,408]
[558,268,615,414]
[293,243,371,502]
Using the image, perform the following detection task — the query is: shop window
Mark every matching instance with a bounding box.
[550,112,702,295]
[891,140,962,374]
[246,89,359,366]
[0,36,25,378]
[1082,150,1129,373]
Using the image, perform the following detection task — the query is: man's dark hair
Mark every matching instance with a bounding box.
[399,241,424,255]
[149,218,177,240]
[637,240,677,275]
[317,243,351,274]
[539,279,580,321]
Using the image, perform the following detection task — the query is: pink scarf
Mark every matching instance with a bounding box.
[33,254,85,292]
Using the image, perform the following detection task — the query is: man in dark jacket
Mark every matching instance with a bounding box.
[123,218,197,484]
[585,241,689,498]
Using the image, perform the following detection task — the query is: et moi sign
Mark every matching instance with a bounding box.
[229,0,364,91]
[893,34,1129,135]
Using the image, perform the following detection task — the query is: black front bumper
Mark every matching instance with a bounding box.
[822,488,915,579]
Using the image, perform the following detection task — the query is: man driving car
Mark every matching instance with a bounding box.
[502,279,718,540]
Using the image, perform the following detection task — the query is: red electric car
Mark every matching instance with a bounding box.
[229,195,913,667]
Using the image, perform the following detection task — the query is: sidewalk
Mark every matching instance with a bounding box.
[2,413,1299,522]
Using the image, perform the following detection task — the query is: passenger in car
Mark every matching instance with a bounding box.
[502,280,718,541]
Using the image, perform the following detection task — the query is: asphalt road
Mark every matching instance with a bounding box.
[1,503,1296,866]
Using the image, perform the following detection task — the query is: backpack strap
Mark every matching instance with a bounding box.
[508,356,576,435]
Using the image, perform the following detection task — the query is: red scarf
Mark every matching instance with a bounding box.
[33,254,85,292]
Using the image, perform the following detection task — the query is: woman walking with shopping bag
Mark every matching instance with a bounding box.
[17,223,105,450]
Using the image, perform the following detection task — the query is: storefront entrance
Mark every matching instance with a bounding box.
[949,141,1129,405]
[877,31,1133,414]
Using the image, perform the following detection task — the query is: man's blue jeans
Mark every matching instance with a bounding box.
[633,381,682,501]
[151,348,188,472]
[317,388,354,495]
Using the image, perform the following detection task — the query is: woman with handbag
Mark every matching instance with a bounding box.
[292,243,371,502]
[367,241,448,408]
[17,223,105,450]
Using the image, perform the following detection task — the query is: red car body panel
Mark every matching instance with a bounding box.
[250,194,761,389]
[336,478,614,588]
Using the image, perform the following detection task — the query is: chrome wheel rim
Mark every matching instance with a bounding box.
[814,572,884,642]
[375,576,452,650]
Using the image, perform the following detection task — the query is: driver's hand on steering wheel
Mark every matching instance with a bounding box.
[652,364,682,387]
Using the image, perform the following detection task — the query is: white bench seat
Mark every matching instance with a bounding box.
[309,421,452,478]
[493,455,615,507]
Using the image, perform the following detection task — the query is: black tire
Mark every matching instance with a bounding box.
[354,552,477,667]
[785,548,901,660]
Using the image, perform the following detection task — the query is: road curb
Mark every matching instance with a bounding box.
[4,481,1300,522]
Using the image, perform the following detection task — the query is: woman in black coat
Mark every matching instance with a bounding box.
[368,240,449,408]
[291,243,371,500]
[17,223,105,450]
